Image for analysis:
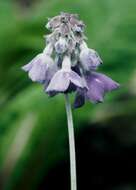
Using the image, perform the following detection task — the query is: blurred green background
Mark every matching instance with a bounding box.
[0,0,136,189]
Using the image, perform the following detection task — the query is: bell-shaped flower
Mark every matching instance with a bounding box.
[79,42,103,71]
[46,55,87,94]
[74,71,120,108]
[22,43,57,84]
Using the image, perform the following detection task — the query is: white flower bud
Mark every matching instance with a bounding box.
[55,37,68,54]
[80,42,102,71]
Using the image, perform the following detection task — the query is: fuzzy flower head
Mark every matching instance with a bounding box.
[22,12,120,108]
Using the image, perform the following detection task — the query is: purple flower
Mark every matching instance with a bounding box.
[46,56,86,94]
[80,42,103,71]
[22,44,57,84]
[74,72,120,108]
[22,13,120,109]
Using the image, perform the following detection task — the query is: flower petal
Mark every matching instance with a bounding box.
[23,53,55,84]
[85,72,120,103]
[90,72,120,91]
[46,70,70,93]
[22,54,42,72]
[69,70,85,88]
[80,48,102,71]
[86,84,104,103]
[44,62,58,87]
[28,61,47,83]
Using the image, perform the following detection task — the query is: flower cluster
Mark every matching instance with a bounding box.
[22,12,120,108]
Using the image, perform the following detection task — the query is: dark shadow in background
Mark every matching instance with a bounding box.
[39,123,136,190]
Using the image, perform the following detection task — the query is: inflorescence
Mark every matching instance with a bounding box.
[22,12,120,108]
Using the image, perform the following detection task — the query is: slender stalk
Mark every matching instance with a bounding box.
[65,94,77,190]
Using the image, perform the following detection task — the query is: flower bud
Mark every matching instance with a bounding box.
[22,13,120,108]
[45,16,61,30]
[73,25,83,32]
[55,37,68,54]
[80,42,102,71]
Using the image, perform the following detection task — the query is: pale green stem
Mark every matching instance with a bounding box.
[65,94,77,190]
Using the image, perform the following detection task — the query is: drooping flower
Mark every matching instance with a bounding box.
[79,42,103,71]
[74,72,120,108]
[22,43,57,84]
[22,12,120,108]
[46,56,86,94]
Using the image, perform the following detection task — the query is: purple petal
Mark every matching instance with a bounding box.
[22,53,56,84]
[46,69,86,94]
[22,54,42,72]
[69,71,85,88]
[85,72,120,103]
[28,61,47,83]
[46,70,70,93]
[80,49,102,71]
[90,72,120,91]
[86,78,104,103]
[44,63,58,87]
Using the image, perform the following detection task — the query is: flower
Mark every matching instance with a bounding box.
[22,12,120,109]
[46,56,86,94]
[22,44,57,84]
[80,42,103,71]
[74,72,120,108]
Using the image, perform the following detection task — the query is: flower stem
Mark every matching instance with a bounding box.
[65,94,77,190]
